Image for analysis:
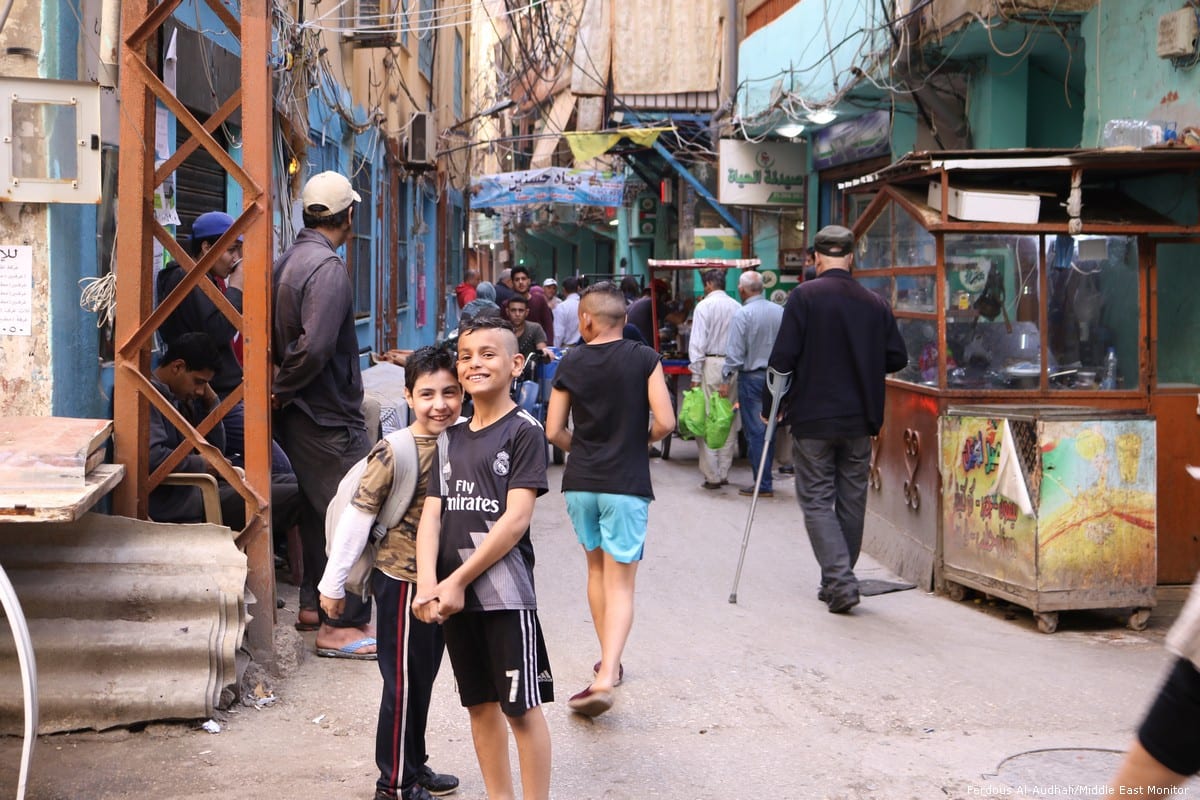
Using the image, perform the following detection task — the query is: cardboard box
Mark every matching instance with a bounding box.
[927,182,1041,224]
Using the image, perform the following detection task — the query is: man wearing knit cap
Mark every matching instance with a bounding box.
[273,171,377,658]
[766,225,908,614]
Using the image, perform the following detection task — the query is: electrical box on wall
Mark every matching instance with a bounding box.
[0,77,102,204]
[632,193,658,239]
[1157,8,1199,59]
[406,112,436,166]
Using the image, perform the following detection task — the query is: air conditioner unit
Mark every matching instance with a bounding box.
[406,112,437,166]
[345,0,393,47]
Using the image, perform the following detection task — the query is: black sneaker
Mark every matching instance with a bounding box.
[415,765,460,797]
[827,591,860,614]
[817,585,831,603]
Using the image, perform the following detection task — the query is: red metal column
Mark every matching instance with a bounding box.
[113,0,275,658]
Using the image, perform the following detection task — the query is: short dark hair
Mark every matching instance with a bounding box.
[302,207,350,230]
[458,314,515,335]
[562,276,580,293]
[187,234,221,259]
[579,281,626,326]
[161,332,221,373]
[404,346,457,392]
[510,265,530,279]
[506,295,529,309]
[702,268,726,287]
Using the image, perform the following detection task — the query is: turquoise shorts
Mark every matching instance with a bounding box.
[564,491,650,563]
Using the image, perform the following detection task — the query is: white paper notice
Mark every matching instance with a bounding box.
[0,246,33,336]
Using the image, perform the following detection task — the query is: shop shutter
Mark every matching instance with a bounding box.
[176,115,229,234]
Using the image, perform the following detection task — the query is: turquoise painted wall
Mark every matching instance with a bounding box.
[1156,243,1200,386]
[1076,2,1200,386]
[969,54,1029,149]
[738,2,882,117]
[1027,64,1085,148]
[1081,0,1200,146]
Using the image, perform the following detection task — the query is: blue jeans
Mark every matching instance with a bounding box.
[738,371,775,492]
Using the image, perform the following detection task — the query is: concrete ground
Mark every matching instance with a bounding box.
[2,436,1196,799]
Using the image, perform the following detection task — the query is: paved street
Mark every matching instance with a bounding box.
[1,437,1194,799]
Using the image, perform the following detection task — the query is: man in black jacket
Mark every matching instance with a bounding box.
[273,171,376,659]
[766,225,908,614]
[158,211,245,396]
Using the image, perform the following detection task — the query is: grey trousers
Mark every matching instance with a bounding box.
[276,405,372,628]
[792,435,872,598]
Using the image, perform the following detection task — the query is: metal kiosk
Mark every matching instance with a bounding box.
[940,405,1156,634]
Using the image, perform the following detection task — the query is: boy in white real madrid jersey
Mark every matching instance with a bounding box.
[412,316,553,800]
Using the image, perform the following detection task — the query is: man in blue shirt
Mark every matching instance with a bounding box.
[719,271,783,497]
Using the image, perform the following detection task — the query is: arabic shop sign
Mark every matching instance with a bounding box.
[811,109,891,171]
[717,140,807,207]
[469,167,626,209]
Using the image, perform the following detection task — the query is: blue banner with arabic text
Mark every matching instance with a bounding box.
[470,168,626,209]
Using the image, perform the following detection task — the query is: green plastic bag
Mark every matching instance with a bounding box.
[678,386,707,441]
[704,394,735,450]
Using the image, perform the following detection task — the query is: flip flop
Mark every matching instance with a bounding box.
[316,637,378,661]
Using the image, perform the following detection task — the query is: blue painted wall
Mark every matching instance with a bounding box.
[45,0,104,417]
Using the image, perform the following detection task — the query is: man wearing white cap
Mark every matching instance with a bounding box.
[542,277,561,309]
[273,171,377,659]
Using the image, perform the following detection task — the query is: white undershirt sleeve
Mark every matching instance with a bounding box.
[317,505,376,599]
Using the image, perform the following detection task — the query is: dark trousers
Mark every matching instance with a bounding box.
[373,571,445,793]
[738,370,775,492]
[275,405,371,628]
[215,398,295,475]
[792,435,872,598]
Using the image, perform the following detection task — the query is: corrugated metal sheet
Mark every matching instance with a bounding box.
[0,513,246,733]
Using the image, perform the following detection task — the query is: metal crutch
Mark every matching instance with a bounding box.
[729,368,792,604]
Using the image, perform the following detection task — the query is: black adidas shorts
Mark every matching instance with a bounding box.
[1138,657,1200,776]
[443,609,554,716]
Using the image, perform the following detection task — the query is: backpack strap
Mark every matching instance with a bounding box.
[371,428,420,541]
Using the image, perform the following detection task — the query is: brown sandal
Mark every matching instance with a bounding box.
[294,608,320,631]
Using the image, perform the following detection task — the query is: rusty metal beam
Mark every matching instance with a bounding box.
[115,0,275,660]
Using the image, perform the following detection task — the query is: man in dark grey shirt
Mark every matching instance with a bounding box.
[273,171,375,659]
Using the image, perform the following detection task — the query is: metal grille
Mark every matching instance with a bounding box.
[1010,419,1041,497]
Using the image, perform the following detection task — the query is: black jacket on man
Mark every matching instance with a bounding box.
[766,269,908,438]
[157,263,244,396]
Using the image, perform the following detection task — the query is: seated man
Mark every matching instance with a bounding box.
[148,332,299,532]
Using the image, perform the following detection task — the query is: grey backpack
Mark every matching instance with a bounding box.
[324,429,419,600]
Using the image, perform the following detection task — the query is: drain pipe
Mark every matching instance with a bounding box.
[719,0,737,126]
[98,0,121,87]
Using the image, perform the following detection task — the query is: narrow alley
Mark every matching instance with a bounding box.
[1,439,1188,799]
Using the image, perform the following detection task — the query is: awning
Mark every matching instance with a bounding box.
[648,258,761,269]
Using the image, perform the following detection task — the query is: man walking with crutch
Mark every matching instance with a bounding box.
[765,226,907,613]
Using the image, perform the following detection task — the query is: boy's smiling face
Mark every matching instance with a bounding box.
[405,368,463,436]
[457,327,523,398]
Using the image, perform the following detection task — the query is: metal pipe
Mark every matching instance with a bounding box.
[722,0,737,112]
[730,368,793,604]
[98,0,121,88]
